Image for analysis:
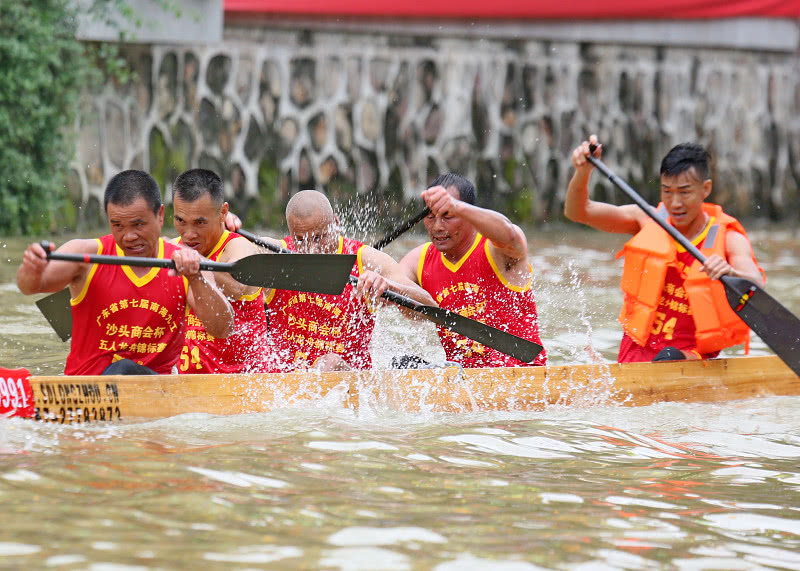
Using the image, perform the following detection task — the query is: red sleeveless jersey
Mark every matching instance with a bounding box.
[178,231,268,374]
[265,236,376,371]
[64,235,188,375]
[618,250,720,363]
[418,234,546,368]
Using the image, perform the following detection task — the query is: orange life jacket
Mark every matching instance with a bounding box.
[616,203,763,354]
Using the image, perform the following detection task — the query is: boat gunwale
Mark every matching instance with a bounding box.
[24,355,798,423]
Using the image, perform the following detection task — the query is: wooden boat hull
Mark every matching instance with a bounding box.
[25,355,799,424]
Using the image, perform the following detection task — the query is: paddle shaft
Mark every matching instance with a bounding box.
[371,207,430,250]
[34,236,356,341]
[235,230,290,254]
[43,245,235,273]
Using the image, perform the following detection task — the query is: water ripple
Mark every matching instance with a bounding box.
[328,526,446,546]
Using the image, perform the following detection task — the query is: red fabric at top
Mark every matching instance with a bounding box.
[224,0,800,19]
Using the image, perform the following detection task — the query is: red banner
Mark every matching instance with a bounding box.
[0,368,35,419]
[225,0,800,19]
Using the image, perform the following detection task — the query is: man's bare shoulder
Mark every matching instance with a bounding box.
[219,235,259,261]
[58,238,104,254]
[399,243,427,264]
[359,245,403,271]
[361,244,395,261]
[614,205,649,234]
[257,235,285,249]
[396,243,428,283]
[725,227,756,252]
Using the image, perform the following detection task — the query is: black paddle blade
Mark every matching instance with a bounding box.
[722,276,800,376]
[230,253,357,295]
[35,288,72,342]
[416,305,543,364]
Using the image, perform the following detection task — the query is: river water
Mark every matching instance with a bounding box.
[0,227,799,570]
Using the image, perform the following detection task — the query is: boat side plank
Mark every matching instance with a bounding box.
[28,356,799,421]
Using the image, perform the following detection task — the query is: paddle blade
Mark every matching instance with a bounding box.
[230,253,357,295]
[417,306,543,363]
[722,276,800,377]
[35,288,73,342]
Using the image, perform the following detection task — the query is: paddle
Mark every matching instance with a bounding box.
[585,146,800,377]
[42,242,355,294]
[371,207,430,250]
[34,240,356,341]
[352,276,543,363]
[36,204,430,339]
[35,287,72,342]
[236,230,544,363]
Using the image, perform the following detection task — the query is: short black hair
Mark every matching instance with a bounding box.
[104,170,162,214]
[429,173,476,205]
[660,143,711,180]
[173,169,225,207]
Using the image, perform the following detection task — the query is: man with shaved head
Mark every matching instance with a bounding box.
[254,190,436,372]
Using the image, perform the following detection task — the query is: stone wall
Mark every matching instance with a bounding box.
[68,24,800,232]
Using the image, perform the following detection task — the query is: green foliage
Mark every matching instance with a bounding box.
[94,42,136,85]
[254,160,286,229]
[88,0,185,41]
[506,187,534,223]
[0,1,141,236]
[0,1,90,235]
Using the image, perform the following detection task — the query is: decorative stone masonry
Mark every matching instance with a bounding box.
[69,26,800,232]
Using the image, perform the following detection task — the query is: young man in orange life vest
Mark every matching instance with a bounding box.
[17,170,234,376]
[398,173,547,368]
[171,169,270,374]
[251,190,437,372]
[565,137,765,363]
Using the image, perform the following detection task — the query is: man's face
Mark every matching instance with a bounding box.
[107,198,164,258]
[660,168,711,233]
[423,186,473,254]
[288,213,338,254]
[173,194,228,256]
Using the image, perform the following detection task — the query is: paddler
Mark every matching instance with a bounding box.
[397,173,547,368]
[249,190,437,372]
[16,170,234,376]
[171,169,269,374]
[565,136,765,362]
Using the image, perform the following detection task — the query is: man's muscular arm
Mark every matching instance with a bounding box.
[423,185,527,262]
[215,236,262,300]
[172,248,234,339]
[17,239,98,295]
[356,247,437,307]
[565,136,647,235]
[703,231,765,284]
